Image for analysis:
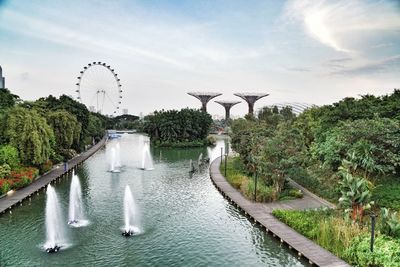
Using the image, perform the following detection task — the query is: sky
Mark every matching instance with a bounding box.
[0,0,399,117]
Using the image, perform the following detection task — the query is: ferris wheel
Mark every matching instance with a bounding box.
[75,61,122,116]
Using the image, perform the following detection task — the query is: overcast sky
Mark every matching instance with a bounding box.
[0,0,399,117]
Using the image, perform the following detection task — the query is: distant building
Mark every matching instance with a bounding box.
[123,108,128,115]
[0,65,5,89]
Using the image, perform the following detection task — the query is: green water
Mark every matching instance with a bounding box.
[0,134,309,266]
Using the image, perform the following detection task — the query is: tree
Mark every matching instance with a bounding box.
[258,122,306,200]
[46,110,81,149]
[143,108,212,145]
[33,95,90,150]
[87,114,106,142]
[0,89,19,110]
[4,107,54,166]
[311,117,400,174]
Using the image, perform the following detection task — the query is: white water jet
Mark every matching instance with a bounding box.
[115,143,121,168]
[140,141,154,170]
[68,174,88,227]
[109,147,120,173]
[189,159,196,173]
[122,185,140,236]
[44,185,66,253]
[198,153,203,166]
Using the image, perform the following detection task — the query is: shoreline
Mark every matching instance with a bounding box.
[0,136,107,215]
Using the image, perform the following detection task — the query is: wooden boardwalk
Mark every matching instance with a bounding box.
[0,137,107,215]
[210,157,350,267]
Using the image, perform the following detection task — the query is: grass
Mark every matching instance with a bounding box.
[272,209,369,263]
[273,208,400,266]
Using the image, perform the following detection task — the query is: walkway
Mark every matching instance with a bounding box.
[0,137,107,215]
[210,157,349,267]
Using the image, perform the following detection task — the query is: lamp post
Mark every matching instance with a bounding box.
[371,214,376,252]
[224,153,228,177]
[220,147,223,164]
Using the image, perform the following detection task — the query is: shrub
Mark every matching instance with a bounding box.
[243,178,274,202]
[273,209,321,239]
[40,160,53,174]
[372,181,400,210]
[0,163,11,178]
[0,145,20,168]
[379,208,400,238]
[345,234,400,267]
[0,179,10,195]
[206,136,217,146]
[279,188,303,201]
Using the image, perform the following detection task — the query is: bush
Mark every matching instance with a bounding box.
[7,167,39,190]
[206,136,216,146]
[379,208,400,238]
[372,180,400,210]
[279,188,303,201]
[0,179,11,195]
[288,165,340,203]
[242,178,274,202]
[0,145,20,168]
[345,234,400,267]
[40,160,53,174]
[272,209,324,239]
[0,163,11,178]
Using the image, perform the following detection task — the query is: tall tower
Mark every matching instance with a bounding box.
[187,92,222,112]
[234,93,269,115]
[215,100,241,122]
[0,65,5,89]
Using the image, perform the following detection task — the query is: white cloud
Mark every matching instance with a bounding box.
[283,0,400,54]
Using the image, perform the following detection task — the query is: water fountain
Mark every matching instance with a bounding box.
[198,153,203,166]
[109,147,120,173]
[68,173,88,227]
[122,185,140,237]
[189,159,196,174]
[140,141,154,170]
[44,185,66,253]
[115,142,121,168]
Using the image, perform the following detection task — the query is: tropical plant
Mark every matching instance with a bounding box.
[379,208,400,238]
[338,160,373,222]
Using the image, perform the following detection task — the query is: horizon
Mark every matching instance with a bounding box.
[0,0,399,117]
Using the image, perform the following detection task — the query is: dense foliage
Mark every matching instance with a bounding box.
[0,89,112,194]
[143,108,213,147]
[4,106,55,166]
[230,90,400,202]
[233,89,400,266]
[221,156,303,202]
[273,209,400,266]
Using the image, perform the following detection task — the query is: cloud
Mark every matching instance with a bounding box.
[331,55,400,75]
[285,67,311,72]
[283,0,400,54]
